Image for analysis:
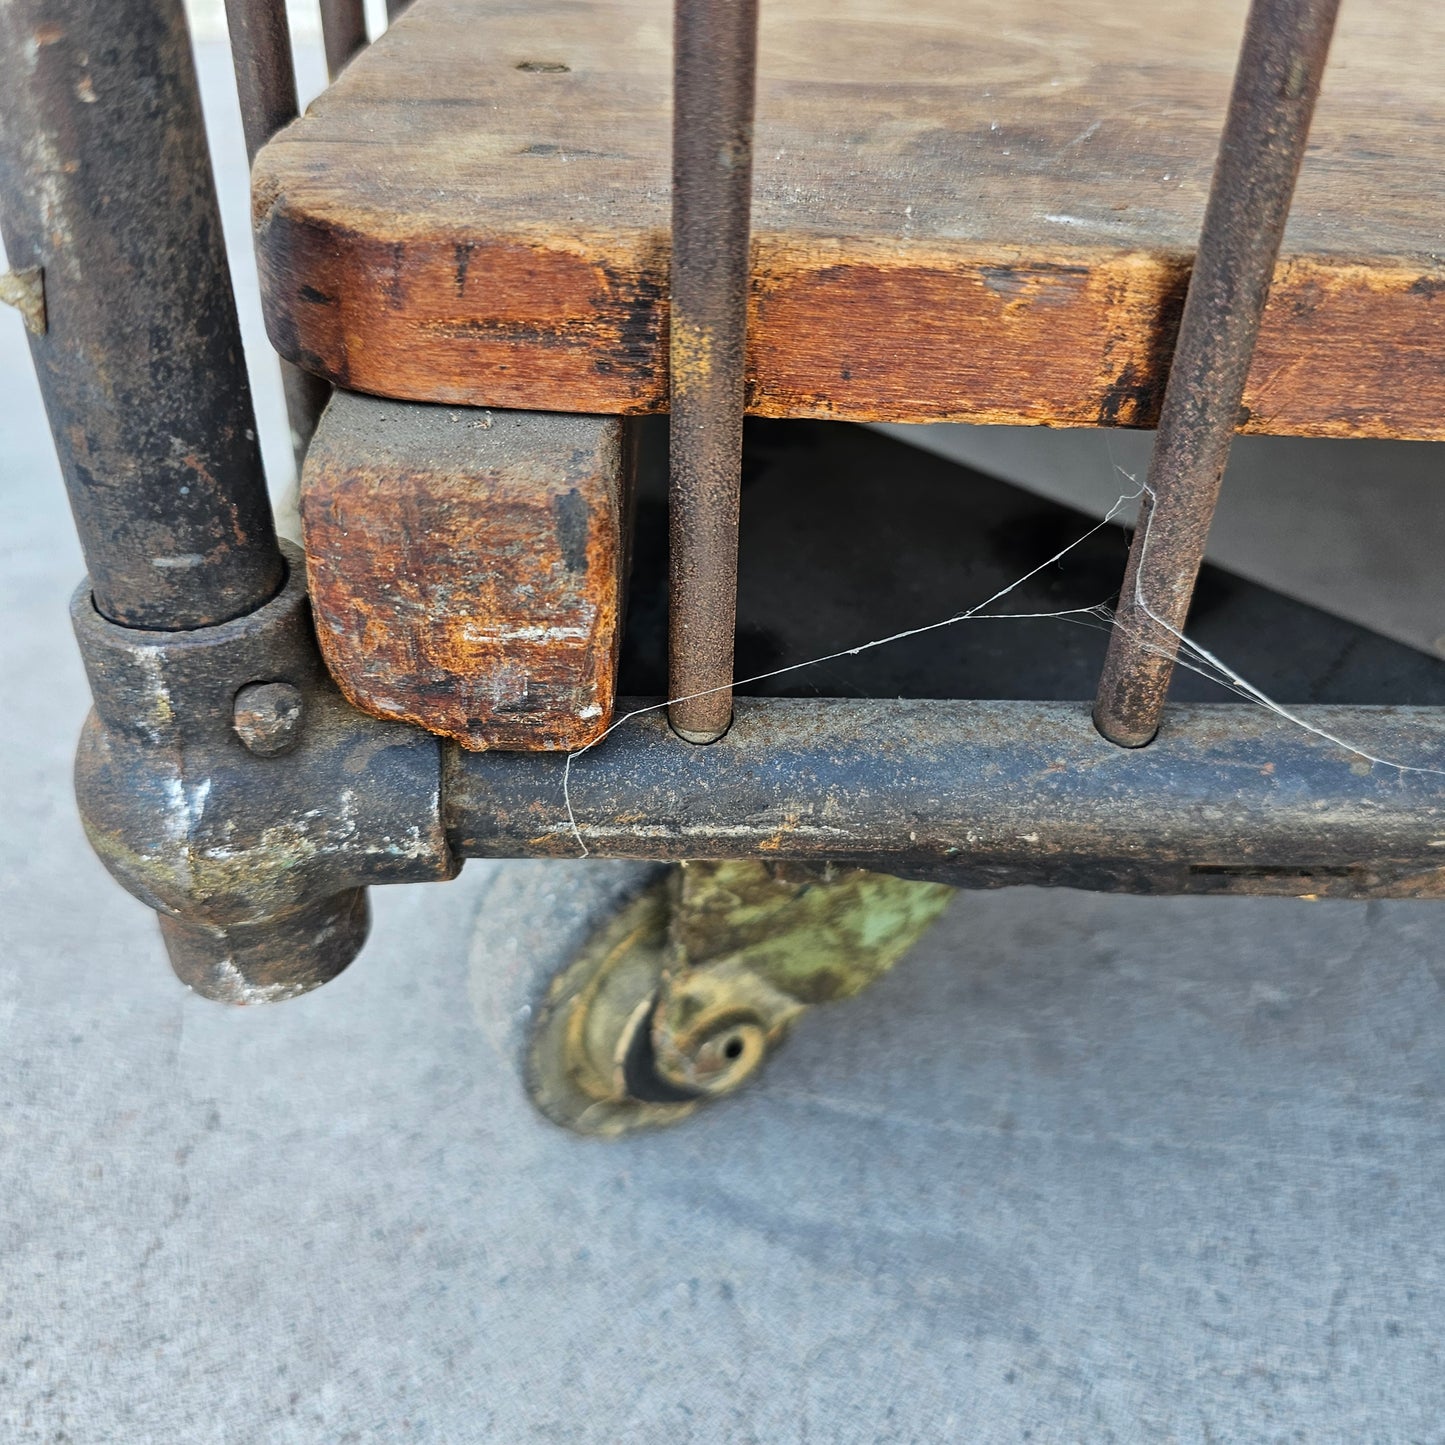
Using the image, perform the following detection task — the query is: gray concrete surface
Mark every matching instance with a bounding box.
[6,25,1445,1445]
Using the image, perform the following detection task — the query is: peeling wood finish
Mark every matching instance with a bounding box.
[301,393,632,751]
[255,0,1445,438]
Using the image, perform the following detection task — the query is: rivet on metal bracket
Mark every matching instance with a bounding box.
[232,681,305,757]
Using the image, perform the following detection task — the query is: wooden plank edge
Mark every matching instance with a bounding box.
[255,192,1445,439]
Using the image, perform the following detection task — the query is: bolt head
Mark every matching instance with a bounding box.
[232,681,305,756]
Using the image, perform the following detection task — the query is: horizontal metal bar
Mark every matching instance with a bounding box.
[449,699,1445,897]
[224,0,329,466]
[1094,0,1340,747]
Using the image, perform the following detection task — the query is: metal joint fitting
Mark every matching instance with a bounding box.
[71,542,456,1003]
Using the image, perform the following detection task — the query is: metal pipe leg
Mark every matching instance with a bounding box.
[0,0,283,628]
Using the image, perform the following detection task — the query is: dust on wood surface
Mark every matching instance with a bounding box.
[255,0,1445,438]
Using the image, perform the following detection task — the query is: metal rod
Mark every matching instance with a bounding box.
[1093,0,1340,748]
[224,0,330,466]
[667,0,759,744]
[319,0,368,81]
[0,0,283,629]
[448,699,1445,899]
[223,0,298,160]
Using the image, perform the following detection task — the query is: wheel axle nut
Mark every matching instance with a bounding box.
[232,681,305,756]
[675,1018,768,1096]
[651,991,773,1098]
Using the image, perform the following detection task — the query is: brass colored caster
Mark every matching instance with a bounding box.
[525,861,954,1136]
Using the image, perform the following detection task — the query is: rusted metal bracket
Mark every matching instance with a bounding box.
[72,542,456,1002]
[62,644,1445,1008]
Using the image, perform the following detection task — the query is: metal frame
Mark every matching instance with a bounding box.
[3,0,1440,1005]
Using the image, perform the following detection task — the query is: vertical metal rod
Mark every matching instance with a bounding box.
[223,0,330,465]
[319,0,368,81]
[224,0,299,156]
[1093,0,1339,748]
[0,0,283,629]
[667,0,759,744]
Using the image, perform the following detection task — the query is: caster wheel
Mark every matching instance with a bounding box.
[467,858,664,1097]
[524,877,798,1136]
[471,858,953,1136]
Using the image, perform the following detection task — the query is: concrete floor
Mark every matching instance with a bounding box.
[5,23,1445,1444]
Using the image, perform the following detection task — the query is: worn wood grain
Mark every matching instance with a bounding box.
[302,392,632,751]
[255,0,1445,438]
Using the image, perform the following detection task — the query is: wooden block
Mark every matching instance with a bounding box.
[254,0,1445,440]
[301,392,631,751]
